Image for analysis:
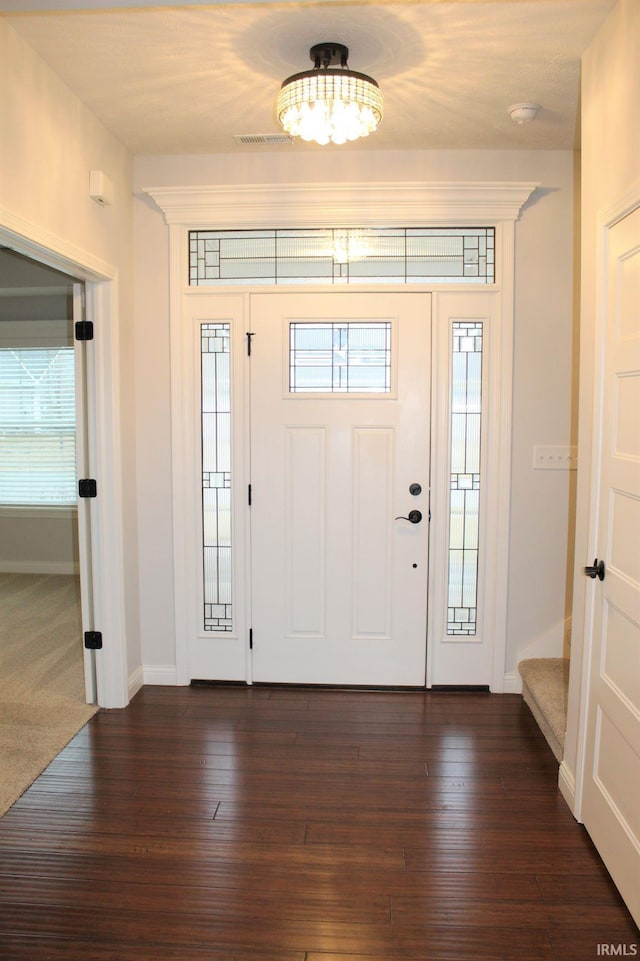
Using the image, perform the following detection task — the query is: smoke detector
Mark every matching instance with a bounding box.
[508,103,540,124]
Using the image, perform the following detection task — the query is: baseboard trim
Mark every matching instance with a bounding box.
[558,760,578,818]
[143,664,178,686]
[503,671,523,694]
[128,665,144,701]
[0,561,79,575]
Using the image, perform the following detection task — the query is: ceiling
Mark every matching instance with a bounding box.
[2,0,616,154]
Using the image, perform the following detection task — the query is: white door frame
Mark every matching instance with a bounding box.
[146,180,537,691]
[0,205,130,708]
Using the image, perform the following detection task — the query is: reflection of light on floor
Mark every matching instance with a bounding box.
[431,730,480,814]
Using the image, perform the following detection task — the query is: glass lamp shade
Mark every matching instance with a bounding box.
[277,69,383,146]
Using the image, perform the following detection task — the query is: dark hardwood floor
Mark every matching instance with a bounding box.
[0,686,637,960]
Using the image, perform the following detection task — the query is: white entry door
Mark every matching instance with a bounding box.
[581,204,640,924]
[249,292,431,685]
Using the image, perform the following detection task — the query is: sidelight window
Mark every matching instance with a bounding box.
[447,322,483,636]
[201,323,232,631]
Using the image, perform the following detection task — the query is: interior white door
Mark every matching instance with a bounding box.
[249,292,431,685]
[581,204,640,925]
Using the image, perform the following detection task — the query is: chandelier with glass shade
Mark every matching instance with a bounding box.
[277,43,383,146]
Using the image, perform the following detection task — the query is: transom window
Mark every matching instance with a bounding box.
[189,227,495,286]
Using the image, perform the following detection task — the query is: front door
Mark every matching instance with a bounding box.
[580,204,640,924]
[249,292,431,685]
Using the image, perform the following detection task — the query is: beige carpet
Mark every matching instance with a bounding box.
[518,657,569,762]
[0,573,98,817]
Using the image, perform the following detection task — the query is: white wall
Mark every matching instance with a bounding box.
[134,148,576,682]
[0,20,140,690]
[564,0,640,787]
[0,511,78,574]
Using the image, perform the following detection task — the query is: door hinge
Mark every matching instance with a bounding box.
[246,331,255,356]
[75,320,94,341]
[249,628,253,650]
[78,478,97,498]
[84,630,103,650]
[248,484,252,506]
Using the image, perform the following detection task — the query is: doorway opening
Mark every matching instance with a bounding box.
[0,246,97,814]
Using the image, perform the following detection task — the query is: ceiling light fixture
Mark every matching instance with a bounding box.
[508,102,540,124]
[277,42,383,146]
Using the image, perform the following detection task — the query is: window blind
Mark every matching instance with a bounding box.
[0,347,76,506]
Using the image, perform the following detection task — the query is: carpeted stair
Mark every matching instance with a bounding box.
[518,657,569,762]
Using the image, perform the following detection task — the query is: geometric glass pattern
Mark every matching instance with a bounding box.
[289,322,391,393]
[189,227,495,287]
[447,321,483,635]
[201,324,232,632]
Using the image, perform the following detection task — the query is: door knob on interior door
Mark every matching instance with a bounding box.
[395,510,423,524]
[584,558,605,581]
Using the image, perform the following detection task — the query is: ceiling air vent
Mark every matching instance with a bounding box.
[233,133,293,145]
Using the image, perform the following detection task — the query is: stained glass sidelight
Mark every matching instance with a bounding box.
[289,322,391,393]
[201,324,232,631]
[447,321,483,635]
[189,227,495,286]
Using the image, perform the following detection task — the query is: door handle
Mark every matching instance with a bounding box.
[584,558,605,581]
[395,510,423,524]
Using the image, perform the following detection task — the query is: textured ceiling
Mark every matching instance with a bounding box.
[3,0,616,153]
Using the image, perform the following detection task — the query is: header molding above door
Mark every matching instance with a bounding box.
[144,181,538,229]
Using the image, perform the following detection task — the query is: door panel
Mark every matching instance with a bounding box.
[582,205,640,925]
[249,292,431,686]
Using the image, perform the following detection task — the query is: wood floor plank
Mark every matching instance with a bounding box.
[0,876,392,924]
[0,850,544,903]
[0,938,306,961]
[0,686,635,961]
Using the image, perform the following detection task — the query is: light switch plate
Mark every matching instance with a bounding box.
[533,445,577,470]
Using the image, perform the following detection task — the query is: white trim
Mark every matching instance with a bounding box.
[147,181,536,689]
[86,280,130,708]
[0,207,130,710]
[144,182,538,228]
[143,664,179,686]
[0,205,114,282]
[503,671,523,694]
[128,665,145,699]
[559,760,577,816]
[489,221,516,693]
[0,560,79,575]
[168,225,190,686]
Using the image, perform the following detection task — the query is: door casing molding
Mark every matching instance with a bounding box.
[146,180,538,691]
[0,204,131,709]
